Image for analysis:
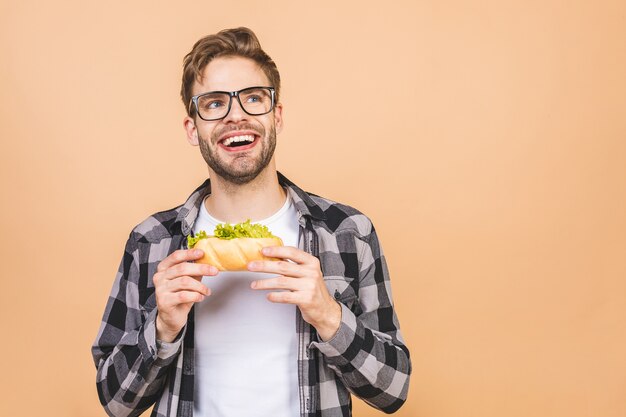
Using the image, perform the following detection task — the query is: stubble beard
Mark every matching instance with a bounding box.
[198,123,277,186]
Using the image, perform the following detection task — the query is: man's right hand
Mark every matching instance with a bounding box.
[153,249,217,342]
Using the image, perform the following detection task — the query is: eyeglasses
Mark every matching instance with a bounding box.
[189,86,276,121]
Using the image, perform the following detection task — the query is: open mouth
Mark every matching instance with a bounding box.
[218,134,259,151]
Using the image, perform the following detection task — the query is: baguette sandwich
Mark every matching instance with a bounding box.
[187,220,283,271]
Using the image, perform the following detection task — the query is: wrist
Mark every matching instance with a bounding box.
[315,300,342,342]
[155,315,181,343]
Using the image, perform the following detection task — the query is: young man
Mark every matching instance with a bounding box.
[92,27,411,417]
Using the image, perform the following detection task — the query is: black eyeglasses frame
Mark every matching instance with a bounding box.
[189,86,276,121]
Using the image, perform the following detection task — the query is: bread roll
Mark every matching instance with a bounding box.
[193,237,284,271]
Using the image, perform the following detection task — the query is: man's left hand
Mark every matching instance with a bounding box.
[248,246,341,341]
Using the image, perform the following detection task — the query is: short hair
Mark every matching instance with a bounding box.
[181,27,281,117]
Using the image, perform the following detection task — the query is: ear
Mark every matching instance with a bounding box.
[274,102,284,134]
[184,116,199,146]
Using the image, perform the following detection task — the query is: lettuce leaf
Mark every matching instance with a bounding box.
[187,219,276,248]
[187,230,208,248]
[215,219,277,239]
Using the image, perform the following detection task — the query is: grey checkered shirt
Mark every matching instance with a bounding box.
[92,172,411,416]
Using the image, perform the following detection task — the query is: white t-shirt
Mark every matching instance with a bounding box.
[192,190,300,417]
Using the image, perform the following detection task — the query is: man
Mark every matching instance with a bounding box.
[92,27,411,417]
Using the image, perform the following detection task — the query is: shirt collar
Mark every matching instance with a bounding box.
[175,171,326,236]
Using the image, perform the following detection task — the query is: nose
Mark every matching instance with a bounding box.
[222,95,248,123]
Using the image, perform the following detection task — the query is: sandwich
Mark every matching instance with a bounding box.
[187,219,283,271]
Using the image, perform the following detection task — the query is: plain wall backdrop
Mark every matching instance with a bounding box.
[1,1,625,416]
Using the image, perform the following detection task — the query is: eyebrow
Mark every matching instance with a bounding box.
[195,86,272,97]
[197,90,230,96]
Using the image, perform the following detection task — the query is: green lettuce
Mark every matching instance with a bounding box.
[187,230,208,248]
[187,219,276,248]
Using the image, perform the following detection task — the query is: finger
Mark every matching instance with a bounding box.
[266,291,299,304]
[159,290,206,308]
[251,275,302,291]
[260,246,315,265]
[165,276,211,296]
[247,259,305,277]
[161,262,218,281]
[157,249,205,272]
[173,290,206,304]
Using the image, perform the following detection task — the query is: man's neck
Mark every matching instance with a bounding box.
[204,168,286,224]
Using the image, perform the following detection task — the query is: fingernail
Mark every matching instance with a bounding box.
[251,281,257,289]
[248,261,258,270]
[261,248,269,255]
[195,249,203,256]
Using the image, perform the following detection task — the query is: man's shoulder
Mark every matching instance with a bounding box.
[129,203,185,243]
[304,192,374,238]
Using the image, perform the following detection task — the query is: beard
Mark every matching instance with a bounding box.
[197,122,277,186]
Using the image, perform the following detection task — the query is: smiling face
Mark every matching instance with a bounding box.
[184,56,283,185]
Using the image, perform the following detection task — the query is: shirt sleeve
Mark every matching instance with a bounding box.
[91,232,183,417]
[310,224,412,413]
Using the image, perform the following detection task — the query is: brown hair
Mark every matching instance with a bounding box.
[181,27,281,117]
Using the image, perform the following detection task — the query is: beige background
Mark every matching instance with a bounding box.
[1,1,625,416]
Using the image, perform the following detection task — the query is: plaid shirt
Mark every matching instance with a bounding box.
[92,172,411,417]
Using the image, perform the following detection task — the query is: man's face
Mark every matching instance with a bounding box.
[184,56,283,185]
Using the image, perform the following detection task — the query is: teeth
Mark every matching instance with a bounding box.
[223,135,255,146]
